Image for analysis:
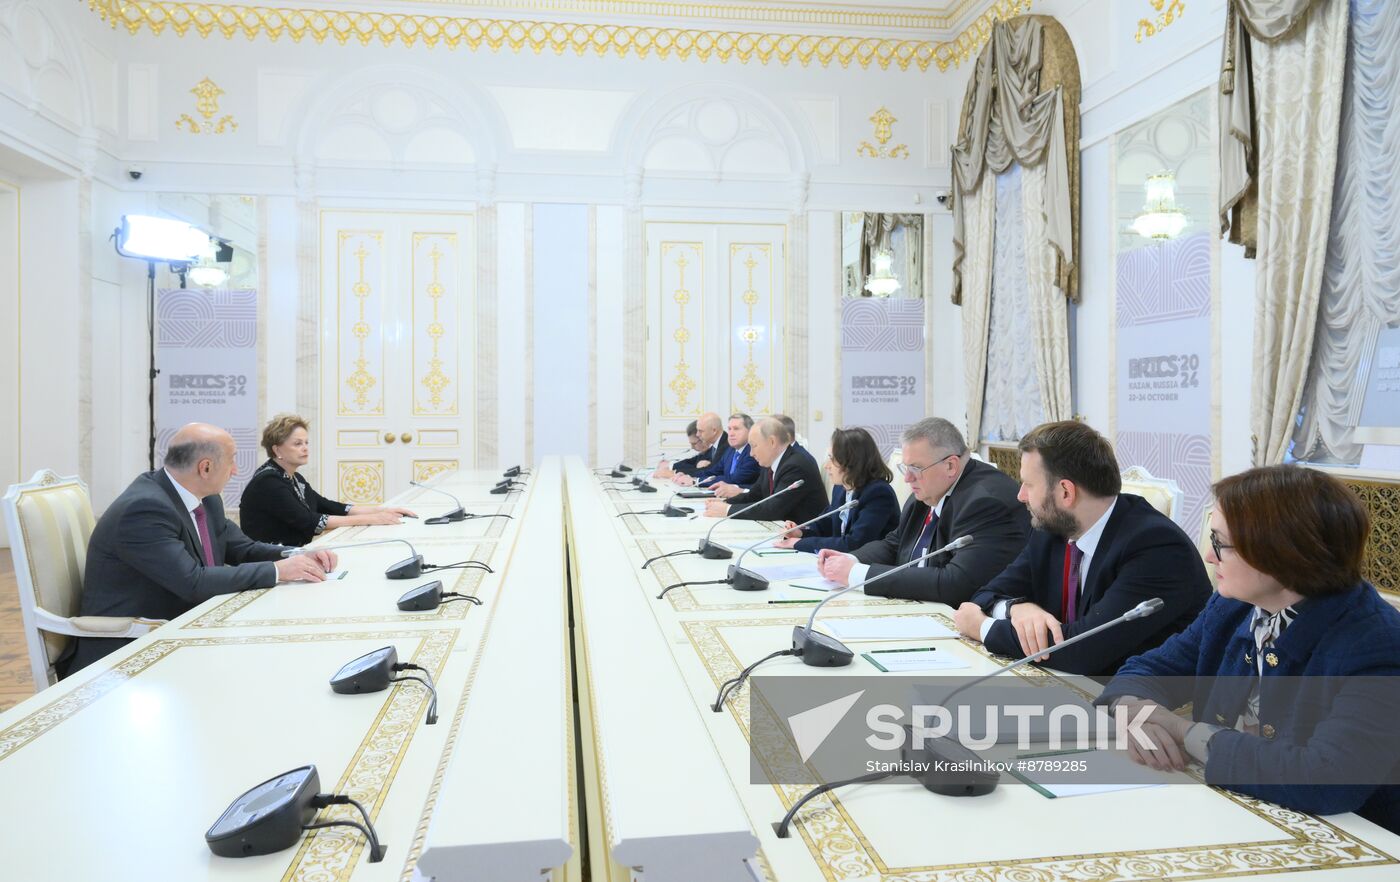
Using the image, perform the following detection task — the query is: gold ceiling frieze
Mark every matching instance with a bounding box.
[86,0,1033,73]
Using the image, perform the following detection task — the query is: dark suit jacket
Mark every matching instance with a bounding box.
[971,493,1211,676]
[239,459,351,546]
[728,444,828,524]
[794,482,901,554]
[675,434,730,477]
[1099,583,1400,834]
[853,459,1030,606]
[70,470,285,672]
[696,443,761,487]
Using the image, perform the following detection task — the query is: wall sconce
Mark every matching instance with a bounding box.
[864,249,902,297]
[1131,171,1188,240]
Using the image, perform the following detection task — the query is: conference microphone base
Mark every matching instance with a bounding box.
[698,539,733,560]
[385,555,425,580]
[791,627,855,667]
[424,508,467,525]
[726,566,770,592]
[903,731,1001,797]
[661,504,689,518]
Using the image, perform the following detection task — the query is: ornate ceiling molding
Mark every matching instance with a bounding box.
[86,0,1032,73]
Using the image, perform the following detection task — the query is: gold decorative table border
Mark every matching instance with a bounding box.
[682,615,1399,882]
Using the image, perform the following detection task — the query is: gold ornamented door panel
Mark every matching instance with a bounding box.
[645,221,786,459]
[321,211,475,502]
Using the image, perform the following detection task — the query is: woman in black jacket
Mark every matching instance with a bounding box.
[773,426,900,553]
[239,414,416,546]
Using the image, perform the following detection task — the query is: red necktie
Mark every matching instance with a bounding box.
[192,504,216,567]
[1061,541,1083,623]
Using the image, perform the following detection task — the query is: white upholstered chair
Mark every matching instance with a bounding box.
[2,470,164,689]
[1120,465,1184,521]
[887,449,913,508]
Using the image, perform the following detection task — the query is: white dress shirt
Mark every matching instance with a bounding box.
[979,497,1119,642]
[164,468,205,538]
[847,459,966,586]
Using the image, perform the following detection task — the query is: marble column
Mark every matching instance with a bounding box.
[622,170,646,465]
[475,165,498,468]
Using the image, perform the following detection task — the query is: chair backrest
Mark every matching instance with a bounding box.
[887,449,912,508]
[1120,465,1184,521]
[983,442,1021,480]
[2,470,96,688]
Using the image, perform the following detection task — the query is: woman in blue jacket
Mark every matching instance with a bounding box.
[1099,465,1400,834]
[773,427,900,554]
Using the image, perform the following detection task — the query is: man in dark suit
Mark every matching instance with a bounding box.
[669,412,729,481]
[698,413,761,490]
[705,417,827,524]
[953,420,1210,677]
[69,423,337,673]
[816,417,1029,606]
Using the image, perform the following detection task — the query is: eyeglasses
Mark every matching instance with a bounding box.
[896,453,957,478]
[1209,531,1235,559]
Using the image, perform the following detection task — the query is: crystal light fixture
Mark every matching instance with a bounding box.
[864,249,901,297]
[1131,171,1188,240]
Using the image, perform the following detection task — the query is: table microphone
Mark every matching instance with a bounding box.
[639,480,803,569]
[712,537,972,711]
[502,465,528,478]
[622,489,691,519]
[409,480,466,522]
[657,499,856,599]
[772,597,1167,838]
[282,538,425,580]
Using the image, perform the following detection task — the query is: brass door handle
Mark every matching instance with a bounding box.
[384,432,396,444]
[400,432,413,444]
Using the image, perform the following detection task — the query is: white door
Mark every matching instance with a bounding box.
[319,210,475,503]
[644,221,786,460]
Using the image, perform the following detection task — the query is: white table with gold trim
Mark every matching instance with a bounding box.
[567,460,1400,882]
[0,460,576,882]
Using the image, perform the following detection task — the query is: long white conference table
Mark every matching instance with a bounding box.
[2,455,1398,882]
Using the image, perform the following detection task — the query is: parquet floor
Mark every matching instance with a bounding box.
[0,550,35,713]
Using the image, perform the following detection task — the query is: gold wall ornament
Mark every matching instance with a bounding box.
[1136,0,1185,42]
[414,235,455,414]
[338,231,384,415]
[413,459,458,483]
[733,246,767,410]
[857,107,910,159]
[665,245,700,414]
[86,0,1033,73]
[174,77,238,134]
[338,460,385,504]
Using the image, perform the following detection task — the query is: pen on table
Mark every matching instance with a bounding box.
[768,598,820,604]
[868,646,938,654]
[402,514,419,519]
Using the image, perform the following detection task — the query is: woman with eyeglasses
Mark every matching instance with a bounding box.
[772,426,900,553]
[1098,465,1400,834]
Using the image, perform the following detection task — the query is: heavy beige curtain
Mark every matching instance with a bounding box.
[951,15,1080,305]
[960,176,997,447]
[1219,0,1350,465]
[951,14,1079,443]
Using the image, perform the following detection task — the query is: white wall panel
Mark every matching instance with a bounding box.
[496,202,527,465]
[595,204,626,467]
[533,204,590,459]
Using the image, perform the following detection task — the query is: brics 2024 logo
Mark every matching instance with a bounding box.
[169,374,249,396]
[852,375,917,395]
[1128,354,1200,388]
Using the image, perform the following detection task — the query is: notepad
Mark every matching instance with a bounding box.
[746,559,823,582]
[862,648,971,672]
[1008,749,1171,799]
[821,616,958,641]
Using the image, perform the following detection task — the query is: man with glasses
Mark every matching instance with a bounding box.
[816,417,1029,605]
[953,420,1210,676]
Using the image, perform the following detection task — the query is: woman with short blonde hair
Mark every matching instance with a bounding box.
[239,413,416,545]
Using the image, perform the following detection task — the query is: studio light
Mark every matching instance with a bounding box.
[115,214,211,262]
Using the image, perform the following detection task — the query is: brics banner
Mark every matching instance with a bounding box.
[841,298,925,456]
[1114,233,1212,539]
[156,288,259,509]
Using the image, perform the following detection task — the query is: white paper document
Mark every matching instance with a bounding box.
[746,558,823,582]
[862,649,971,672]
[821,616,958,641]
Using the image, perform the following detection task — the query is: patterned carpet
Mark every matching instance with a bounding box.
[0,550,34,713]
